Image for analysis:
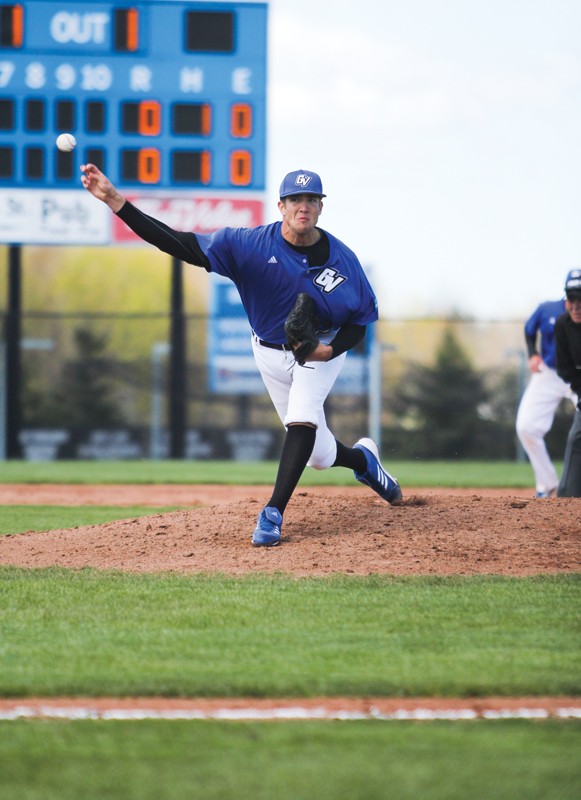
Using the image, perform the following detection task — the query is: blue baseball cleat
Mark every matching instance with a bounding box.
[252,506,282,547]
[353,438,403,505]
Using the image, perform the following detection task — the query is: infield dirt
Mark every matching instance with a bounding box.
[0,485,579,576]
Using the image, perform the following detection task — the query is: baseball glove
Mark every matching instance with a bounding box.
[284,292,320,366]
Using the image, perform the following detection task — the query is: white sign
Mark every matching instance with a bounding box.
[0,189,110,244]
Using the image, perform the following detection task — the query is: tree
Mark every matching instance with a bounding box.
[393,327,490,458]
[23,326,128,428]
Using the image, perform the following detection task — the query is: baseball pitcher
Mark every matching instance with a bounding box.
[81,164,403,546]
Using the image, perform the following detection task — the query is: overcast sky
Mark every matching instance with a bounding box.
[264,0,580,320]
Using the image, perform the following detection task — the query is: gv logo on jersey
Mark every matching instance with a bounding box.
[314,268,347,293]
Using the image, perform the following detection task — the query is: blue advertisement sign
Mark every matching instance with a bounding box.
[208,274,263,394]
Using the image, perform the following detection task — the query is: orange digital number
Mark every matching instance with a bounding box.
[201,104,212,136]
[138,148,160,183]
[230,150,251,185]
[125,8,139,51]
[114,7,139,52]
[231,103,252,138]
[2,4,24,47]
[200,150,211,184]
[139,101,161,135]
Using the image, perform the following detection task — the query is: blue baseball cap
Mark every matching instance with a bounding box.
[565,268,581,295]
[279,170,326,199]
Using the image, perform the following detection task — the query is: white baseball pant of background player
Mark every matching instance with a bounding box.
[516,365,576,495]
[251,335,347,469]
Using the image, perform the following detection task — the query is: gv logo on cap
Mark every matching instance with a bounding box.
[295,174,312,188]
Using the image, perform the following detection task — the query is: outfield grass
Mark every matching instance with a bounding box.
[0,459,545,487]
[0,569,578,698]
[1,719,579,800]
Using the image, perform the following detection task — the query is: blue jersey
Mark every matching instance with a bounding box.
[524,299,566,369]
[196,222,378,342]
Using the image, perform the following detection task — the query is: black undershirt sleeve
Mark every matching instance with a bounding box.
[116,201,211,270]
[524,331,538,359]
[328,324,366,359]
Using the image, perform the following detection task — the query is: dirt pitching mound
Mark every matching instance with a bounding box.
[0,491,579,576]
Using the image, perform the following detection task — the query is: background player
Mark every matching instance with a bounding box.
[555,269,581,497]
[515,271,577,497]
[80,164,402,546]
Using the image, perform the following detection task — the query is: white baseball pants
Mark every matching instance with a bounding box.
[251,334,346,470]
[516,366,576,493]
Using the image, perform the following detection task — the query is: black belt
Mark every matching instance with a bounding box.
[254,334,290,351]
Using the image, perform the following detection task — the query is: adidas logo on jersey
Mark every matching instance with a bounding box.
[267,256,278,264]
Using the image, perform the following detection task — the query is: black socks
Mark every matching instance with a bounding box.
[268,424,317,514]
[268,431,367,514]
[333,440,367,473]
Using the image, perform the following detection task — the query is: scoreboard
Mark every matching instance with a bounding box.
[0,0,267,243]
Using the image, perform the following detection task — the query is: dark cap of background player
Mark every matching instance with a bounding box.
[565,268,581,300]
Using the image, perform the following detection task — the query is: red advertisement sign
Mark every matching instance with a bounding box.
[113,195,265,242]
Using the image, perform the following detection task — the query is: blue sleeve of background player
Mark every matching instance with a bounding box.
[524,305,542,338]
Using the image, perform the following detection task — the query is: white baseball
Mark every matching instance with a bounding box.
[56,133,76,152]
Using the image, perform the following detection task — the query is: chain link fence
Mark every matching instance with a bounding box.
[0,312,574,461]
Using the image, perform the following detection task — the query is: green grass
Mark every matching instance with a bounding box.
[1,719,579,800]
[0,506,182,535]
[0,459,545,487]
[0,471,577,799]
[0,569,578,698]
